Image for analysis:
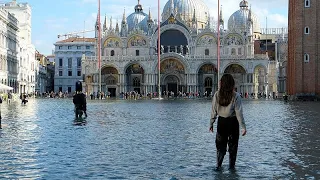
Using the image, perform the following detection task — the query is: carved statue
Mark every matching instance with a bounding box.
[180,45,183,54]
[161,45,164,54]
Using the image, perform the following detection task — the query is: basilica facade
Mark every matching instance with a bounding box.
[82,0,270,97]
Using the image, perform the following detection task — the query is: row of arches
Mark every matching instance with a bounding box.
[84,59,268,97]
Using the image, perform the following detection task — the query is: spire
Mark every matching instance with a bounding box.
[219,5,224,25]
[148,8,153,21]
[115,20,119,33]
[192,8,196,22]
[122,8,126,24]
[109,16,113,30]
[248,5,252,22]
[103,14,108,31]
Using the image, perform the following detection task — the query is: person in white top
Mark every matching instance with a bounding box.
[209,74,247,170]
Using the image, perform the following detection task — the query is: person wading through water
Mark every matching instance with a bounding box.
[73,81,87,119]
[209,74,247,171]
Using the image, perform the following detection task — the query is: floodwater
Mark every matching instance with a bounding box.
[0,98,319,179]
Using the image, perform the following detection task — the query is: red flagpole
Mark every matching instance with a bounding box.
[217,0,220,84]
[157,0,161,99]
[98,0,102,93]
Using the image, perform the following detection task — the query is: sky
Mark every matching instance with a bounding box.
[24,0,288,55]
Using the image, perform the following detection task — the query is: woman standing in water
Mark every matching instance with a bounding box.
[209,74,247,170]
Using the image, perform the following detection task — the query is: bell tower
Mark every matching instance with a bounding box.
[287,0,320,98]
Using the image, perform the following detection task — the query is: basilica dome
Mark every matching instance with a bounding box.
[162,0,210,24]
[227,0,260,33]
[127,1,149,32]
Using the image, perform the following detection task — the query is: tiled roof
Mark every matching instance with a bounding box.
[56,37,96,43]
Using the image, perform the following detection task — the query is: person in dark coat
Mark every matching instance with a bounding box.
[73,81,87,119]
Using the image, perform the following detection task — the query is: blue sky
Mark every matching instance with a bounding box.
[27,0,288,55]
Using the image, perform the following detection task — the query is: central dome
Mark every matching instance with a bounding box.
[162,0,210,24]
[127,1,149,32]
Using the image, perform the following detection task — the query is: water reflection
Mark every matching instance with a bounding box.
[0,99,319,179]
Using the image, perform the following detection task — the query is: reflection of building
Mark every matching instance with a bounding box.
[288,0,320,99]
[54,38,95,93]
[82,0,282,97]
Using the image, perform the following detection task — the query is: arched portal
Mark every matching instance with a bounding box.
[224,64,247,93]
[101,66,119,97]
[198,64,218,97]
[160,58,185,96]
[125,64,144,94]
[159,29,188,54]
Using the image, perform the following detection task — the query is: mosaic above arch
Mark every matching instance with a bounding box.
[197,34,217,46]
[104,37,122,47]
[160,59,185,74]
[127,35,147,47]
[224,33,243,46]
[224,64,246,74]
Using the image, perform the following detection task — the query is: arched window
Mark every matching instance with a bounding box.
[304,53,310,62]
[205,49,209,56]
[133,77,140,86]
[305,0,310,7]
[305,26,309,34]
[110,50,115,56]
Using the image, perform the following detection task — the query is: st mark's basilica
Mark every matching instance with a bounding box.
[82,0,270,97]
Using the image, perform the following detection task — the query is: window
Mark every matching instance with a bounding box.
[86,46,90,49]
[205,49,209,56]
[59,70,62,76]
[68,87,72,93]
[304,53,310,63]
[136,50,140,56]
[305,0,310,7]
[68,70,72,76]
[77,70,81,76]
[58,46,62,49]
[59,58,63,67]
[77,57,81,67]
[68,46,72,49]
[305,26,309,34]
[77,46,81,49]
[238,48,242,55]
[68,58,72,68]
[111,50,115,56]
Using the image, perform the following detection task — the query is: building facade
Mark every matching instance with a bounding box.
[54,38,95,93]
[82,0,274,98]
[0,6,19,92]
[288,0,320,99]
[2,0,37,94]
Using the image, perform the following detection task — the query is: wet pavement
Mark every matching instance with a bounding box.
[0,98,319,179]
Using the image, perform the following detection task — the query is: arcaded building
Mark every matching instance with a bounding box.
[288,0,320,98]
[82,0,270,97]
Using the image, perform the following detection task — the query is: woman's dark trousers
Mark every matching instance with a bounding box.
[215,116,239,169]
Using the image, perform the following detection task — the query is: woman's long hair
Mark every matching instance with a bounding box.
[218,74,235,106]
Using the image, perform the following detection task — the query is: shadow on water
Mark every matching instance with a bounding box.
[0,98,319,179]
